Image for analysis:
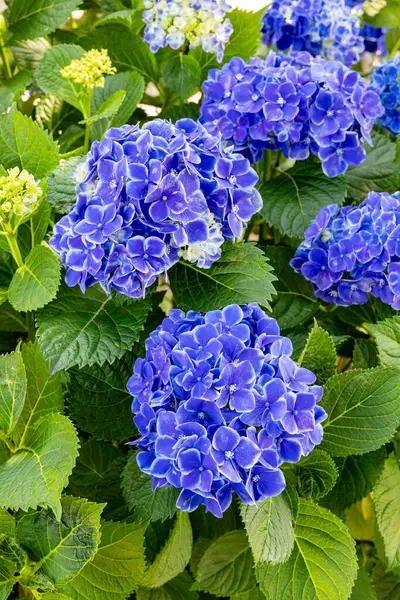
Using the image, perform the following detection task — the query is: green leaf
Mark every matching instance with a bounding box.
[0,533,26,600]
[0,302,27,332]
[36,44,86,112]
[17,496,104,585]
[260,163,347,238]
[256,499,357,600]
[122,452,179,523]
[0,106,59,178]
[364,0,400,29]
[320,367,400,456]
[321,448,386,513]
[142,513,192,588]
[240,495,294,565]
[81,90,126,125]
[6,0,81,42]
[0,349,26,436]
[350,565,376,600]
[163,55,201,100]
[47,156,81,215]
[8,246,61,312]
[374,454,400,571]
[60,520,147,599]
[91,70,145,141]
[0,289,7,307]
[353,338,379,369]
[263,246,317,331]
[169,242,276,312]
[0,69,30,114]
[372,561,400,600]
[137,573,198,600]
[223,8,263,63]
[0,413,79,519]
[282,468,299,521]
[367,316,400,368]
[0,509,15,537]
[95,9,143,31]
[299,322,337,385]
[12,342,63,446]
[9,37,51,75]
[295,449,338,500]
[193,530,256,597]
[37,284,150,374]
[345,131,400,201]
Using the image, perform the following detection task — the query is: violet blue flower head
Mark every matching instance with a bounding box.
[200,51,383,175]
[128,303,326,517]
[370,58,400,135]
[291,191,400,309]
[50,119,261,297]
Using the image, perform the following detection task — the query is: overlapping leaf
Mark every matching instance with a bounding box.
[374,454,400,571]
[0,349,26,436]
[299,322,337,384]
[6,0,81,42]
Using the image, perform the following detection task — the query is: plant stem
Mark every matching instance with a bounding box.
[26,312,35,341]
[4,227,23,268]
[0,30,11,80]
[83,89,92,154]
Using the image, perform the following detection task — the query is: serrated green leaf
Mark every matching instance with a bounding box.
[81,90,126,125]
[230,586,265,600]
[122,452,179,522]
[0,533,26,599]
[321,448,386,513]
[0,413,79,519]
[137,573,198,600]
[0,106,59,178]
[222,8,263,63]
[0,69,30,114]
[37,284,150,374]
[350,565,376,600]
[163,55,201,100]
[169,242,276,312]
[9,37,51,76]
[36,44,86,112]
[60,520,147,599]
[142,512,192,588]
[0,289,7,307]
[256,499,357,600]
[240,495,294,565]
[6,0,81,42]
[367,316,400,368]
[0,510,15,537]
[0,349,26,437]
[17,496,104,585]
[374,454,400,571]
[295,449,338,500]
[12,342,63,446]
[47,156,81,215]
[282,468,299,521]
[8,246,61,312]
[19,195,52,252]
[193,530,255,596]
[0,302,27,332]
[260,163,347,239]
[353,338,379,369]
[299,322,336,384]
[345,132,400,201]
[91,70,144,141]
[95,9,143,30]
[372,561,400,600]
[320,367,400,456]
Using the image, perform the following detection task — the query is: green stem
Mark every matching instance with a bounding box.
[0,31,11,80]
[4,229,23,268]
[26,312,35,341]
[389,37,400,59]
[83,89,92,154]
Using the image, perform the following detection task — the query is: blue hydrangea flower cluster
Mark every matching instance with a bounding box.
[344,1,387,56]
[370,58,400,135]
[261,0,364,67]
[142,0,233,62]
[50,119,261,298]
[200,51,383,176]
[128,303,326,517]
[291,191,400,309]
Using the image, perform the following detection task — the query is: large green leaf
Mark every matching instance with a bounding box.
[223,9,263,63]
[320,368,400,456]
[0,509,15,537]
[0,349,26,437]
[367,316,400,368]
[350,565,376,600]
[372,561,400,599]
[60,520,147,599]
[256,499,357,600]
[374,454,400,571]
[68,353,135,441]
[163,55,201,100]
[142,513,192,588]
[0,69,30,115]
[321,448,386,513]
[8,246,61,312]
[12,342,63,446]
[17,496,104,585]
[82,90,126,125]
[169,242,276,312]
[260,163,347,239]
[0,533,26,600]
[193,530,256,597]
[0,106,59,178]
[6,0,81,42]
[137,573,198,600]
[295,449,338,500]
[47,156,81,215]
[240,495,294,565]
[37,284,150,374]
[353,338,379,370]
[345,131,400,201]
[299,322,337,385]
[122,452,179,523]
[0,413,79,519]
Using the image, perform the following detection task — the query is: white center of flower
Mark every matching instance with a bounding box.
[225,450,235,459]
[251,93,258,101]
[224,90,231,97]
[229,175,237,185]
[229,383,237,392]
[236,73,244,81]
[198,412,205,419]
[336,148,344,156]
[162,195,168,200]
[253,475,260,482]
[232,205,239,214]
[277,97,285,105]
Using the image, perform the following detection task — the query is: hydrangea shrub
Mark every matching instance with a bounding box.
[0,2,400,600]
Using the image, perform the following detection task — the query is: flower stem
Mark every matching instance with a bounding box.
[0,30,12,80]
[83,89,92,154]
[4,227,23,268]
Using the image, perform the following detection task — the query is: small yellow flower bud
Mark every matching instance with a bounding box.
[60,49,116,89]
[0,167,42,222]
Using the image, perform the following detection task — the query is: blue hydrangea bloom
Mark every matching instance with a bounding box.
[200,51,383,174]
[291,191,400,309]
[261,0,364,67]
[128,303,326,517]
[50,120,261,297]
[370,58,400,135]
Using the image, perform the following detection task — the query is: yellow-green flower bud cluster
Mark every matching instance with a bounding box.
[60,49,116,89]
[0,167,42,221]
